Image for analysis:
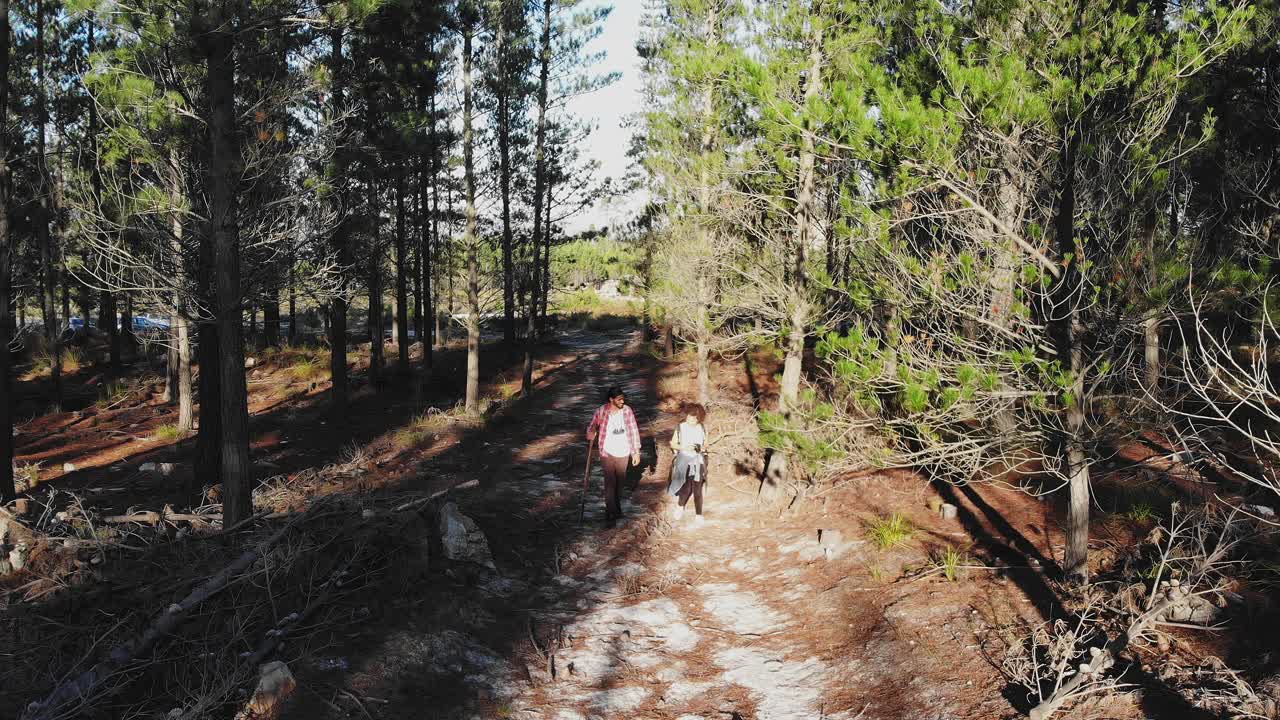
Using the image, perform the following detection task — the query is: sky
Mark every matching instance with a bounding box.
[562,1,647,234]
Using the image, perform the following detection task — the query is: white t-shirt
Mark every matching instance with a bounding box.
[675,422,706,464]
[602,411,631,457]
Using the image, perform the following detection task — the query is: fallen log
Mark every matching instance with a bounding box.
[20,518,300,720]
[103,510,221,526]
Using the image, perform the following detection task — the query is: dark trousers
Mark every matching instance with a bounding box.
[601,454,628,519]
[677,478,704,515]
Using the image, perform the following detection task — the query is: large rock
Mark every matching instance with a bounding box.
[236,661,296,720]
[439,502,496,570]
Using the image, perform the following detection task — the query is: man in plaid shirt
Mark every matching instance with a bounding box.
[586,386,642,526]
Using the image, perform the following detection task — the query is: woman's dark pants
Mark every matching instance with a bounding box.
[677,477,704,515]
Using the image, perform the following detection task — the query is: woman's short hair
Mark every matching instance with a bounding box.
[606,386,626,401]
[679,402,707,423]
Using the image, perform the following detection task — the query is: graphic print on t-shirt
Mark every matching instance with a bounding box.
[603,411,630,457]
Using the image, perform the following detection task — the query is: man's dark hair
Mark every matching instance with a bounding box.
[606,386,626,401]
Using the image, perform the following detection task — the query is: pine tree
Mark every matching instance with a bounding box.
[0,0,13,502]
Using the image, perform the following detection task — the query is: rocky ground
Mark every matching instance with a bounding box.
[9,326,1221,719]
[271,329,1068,720]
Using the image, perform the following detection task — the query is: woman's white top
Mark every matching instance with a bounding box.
[603,411,631,457]
[674,422,706,464]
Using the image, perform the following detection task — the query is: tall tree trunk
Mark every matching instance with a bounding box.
[690,1,720,408]
[462,11,481,414]
[100,291,119,367]
[539,172,553,330]
[496,1,516,345]
[263,289,280,349]
[428,72,441,355]
[413,161,424,350]
[1054,132,1090,580]
[206,4,252,528]
[120,294,133,356]
[287,259,296,344]
[36,0,62,410]
[1143,206,1161,391]
[366,56,384,390]
[523,0,553,397]
[168,154,194,430]
[368,184,384,389]
[395,163,410,372]
[86,20,120,370]
[0,0,14,501]
[166,320,180,403]
[765,17,823,493]
[328,27,349,413]
[445,180,455,347]
[696,336,711,404]
[196,320,222,488]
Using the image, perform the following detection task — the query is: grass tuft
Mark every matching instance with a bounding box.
[24,345,84,379]
[13,461,41,492]
[866,513,914,550]
[1124,502,1158,524]
[932,545,967,582]
[96,379,134,409]
[152,423,187,442]
[288,357,329,382]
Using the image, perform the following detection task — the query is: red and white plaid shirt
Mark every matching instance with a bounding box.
[587,403,641,458]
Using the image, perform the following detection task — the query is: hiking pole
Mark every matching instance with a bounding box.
[578,439,595,524]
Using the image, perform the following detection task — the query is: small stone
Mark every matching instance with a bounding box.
[940,503,958,520]
[926,497,944,513]
[9,544,29,572]
[0,559,11,575]
[167,603,182,614]
[62,463,76,473]
[140,462,158,473]
[1244,504,1276,518]
[244,357,258,369]
[158,463,177,476]
[361,509,376,520]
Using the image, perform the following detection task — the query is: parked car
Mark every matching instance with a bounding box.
[132,315,171,335]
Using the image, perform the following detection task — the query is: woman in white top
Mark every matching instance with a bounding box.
[667,402,708,524]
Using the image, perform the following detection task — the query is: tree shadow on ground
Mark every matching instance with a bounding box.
[7,326,692,720]
[932,480,1066,623]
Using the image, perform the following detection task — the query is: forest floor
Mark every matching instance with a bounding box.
[3,323,1262,719]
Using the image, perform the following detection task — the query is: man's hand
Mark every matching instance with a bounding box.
[631,452,641,467]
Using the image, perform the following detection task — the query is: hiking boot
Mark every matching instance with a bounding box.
[672,505,684,521]
[694,514,705,526]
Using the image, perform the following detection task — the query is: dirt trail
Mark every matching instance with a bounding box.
[278,328,1042,720]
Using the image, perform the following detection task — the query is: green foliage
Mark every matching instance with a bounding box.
[553,238,640,288]
[757,408,840,474]
[1124,502,1158,524]
[865,513,914,550]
